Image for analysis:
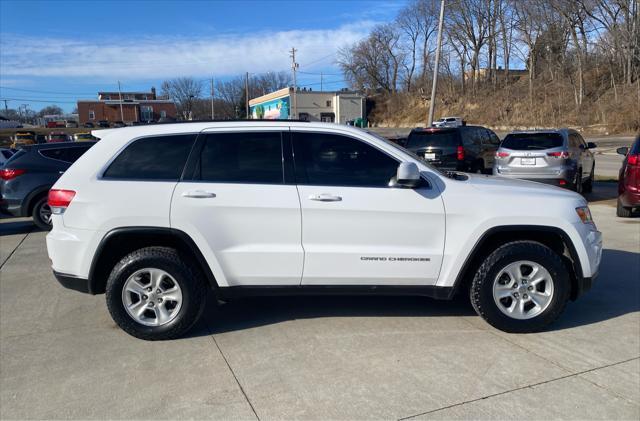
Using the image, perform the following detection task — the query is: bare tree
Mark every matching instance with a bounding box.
[160,77,203,120]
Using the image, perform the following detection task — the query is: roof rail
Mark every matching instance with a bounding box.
[134,119,310,126]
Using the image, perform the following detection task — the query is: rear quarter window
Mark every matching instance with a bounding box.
[501,133,564,150]
[103,134,197,180]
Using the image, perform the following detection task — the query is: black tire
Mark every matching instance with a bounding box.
[32,196,52,231]
[470,241,571,333]
[583,165,594,193]
[572,168,583,194]
[105,247,207,340]
[616,197,633,217]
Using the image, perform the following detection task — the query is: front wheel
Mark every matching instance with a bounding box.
[105,247,207,340]
[470,241,570,333]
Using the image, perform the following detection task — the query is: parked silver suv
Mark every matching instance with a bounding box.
[493,129,596,193]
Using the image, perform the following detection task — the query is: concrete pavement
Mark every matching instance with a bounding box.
[0,183,638,420]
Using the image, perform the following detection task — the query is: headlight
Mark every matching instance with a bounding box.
[576,206,594,225]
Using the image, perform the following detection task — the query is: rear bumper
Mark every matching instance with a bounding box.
[53,270,92,294]
[618,189,640,208]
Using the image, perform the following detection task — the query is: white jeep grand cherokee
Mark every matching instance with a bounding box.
[46,122,602,340]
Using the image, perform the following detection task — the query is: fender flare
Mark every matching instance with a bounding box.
[88,226,219,294]
[450,224,584,298]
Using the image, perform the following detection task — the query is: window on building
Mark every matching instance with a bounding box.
[88,110,95,120]
[103,95,111,100]
[103,134,197,180]
[193,132,283,184]
[326,100,332,107]
[160,110,167,118]
[140,106,153,122]
[291,132,398,187]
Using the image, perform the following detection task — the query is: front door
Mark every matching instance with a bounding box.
[171,129,303,287]
[292,131,446,286]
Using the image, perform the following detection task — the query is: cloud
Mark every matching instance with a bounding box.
[0,22,374,80]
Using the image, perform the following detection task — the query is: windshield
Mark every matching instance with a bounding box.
[406,130,459,149]
[501,133,564,150]
[16,134,33,139]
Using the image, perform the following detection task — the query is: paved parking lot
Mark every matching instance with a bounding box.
[0,182,638,420]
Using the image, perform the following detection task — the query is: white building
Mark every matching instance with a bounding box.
[249,87,365,124]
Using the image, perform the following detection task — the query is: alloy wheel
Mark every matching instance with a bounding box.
[122,268,183,326]
[492,260,554,320]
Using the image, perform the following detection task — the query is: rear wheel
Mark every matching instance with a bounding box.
[572,168,583,194]
[105,247,207,340]
[583,165,594,193]
[470,241,570,333]
[32,196,52,231]
[616,198,633,217]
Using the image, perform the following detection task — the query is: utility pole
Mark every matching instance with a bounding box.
[210,77,215,120]
[3,99,8,112]
[428,0,446,126]
[320,72,323,91]
[245,72,250,119]
[117,80,125,122]
[290,47,298,119]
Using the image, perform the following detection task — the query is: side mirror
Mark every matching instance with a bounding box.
[587,142,597,149]
[391,162,421,188]
[617,147,629,156]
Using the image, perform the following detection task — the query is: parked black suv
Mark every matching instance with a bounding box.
[406,126,501,173]
[0,142,95,229]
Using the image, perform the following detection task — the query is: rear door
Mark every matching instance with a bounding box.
[170,128,303,287]
[292,130,445,286]
[574,132,594,178]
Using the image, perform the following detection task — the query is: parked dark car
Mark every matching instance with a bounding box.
[113,121,126,128]
[98,120,110,128]
[405,125,501,173]
[0,142,95,229]
[84,122,95,128]
[616,136,640,217]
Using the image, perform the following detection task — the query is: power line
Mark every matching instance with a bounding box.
[0,86,96,96]
[301,52,336,68]
[0,97,78,104]
[298,70,341,76]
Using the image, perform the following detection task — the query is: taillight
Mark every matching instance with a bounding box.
[0,168,26,180]
[547,151,570,158]
[457,145,465,161]
[48,189,76,214]
[628,154,639,166]
[496,152,510,158]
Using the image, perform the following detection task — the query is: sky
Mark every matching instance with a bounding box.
[0,0,407,113]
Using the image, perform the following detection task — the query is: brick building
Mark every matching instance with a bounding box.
[77,87,177,125]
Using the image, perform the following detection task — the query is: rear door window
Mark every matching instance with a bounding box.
[103,134,197,180]
[406,129,460,149]
[501,133,564,150]
[192,132,284,184]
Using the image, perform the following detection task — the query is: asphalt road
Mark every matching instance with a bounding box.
[0,183,638,420]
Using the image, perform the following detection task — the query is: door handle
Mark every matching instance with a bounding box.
[309,193,342,202]
[182,190,216,198]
